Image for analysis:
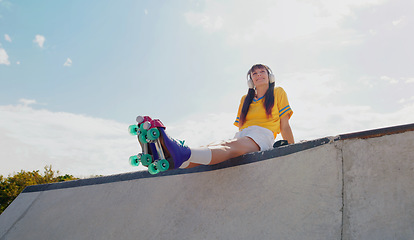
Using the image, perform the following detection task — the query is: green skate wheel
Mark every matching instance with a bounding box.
[148,163,160,175]
[128,125,138,135]
[147,128,160,141]
[129,155,140,166]
[157,159,169,172]
[138,133,148,144]
[140,154,152,166]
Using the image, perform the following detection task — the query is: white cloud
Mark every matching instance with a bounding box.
[282,69,343,102]
[167,112,237,148]
[380,75,398,84]
[392,16,407,27]
[4,34,11,42]
[63,58,72,67]
[33,34,46,48]
[276,68,414,140]
[0,47,10,65]
[290,102,414,141]
[358,75,414,88]
[184,12,223,33]
[184,0,388,44]
[0,101,142,177]
[398,96,414,104]
[358,76,376,88]
[18,98,37,106]
[16,61,20,65]
[404,77,414,83]
[144,9,148,15]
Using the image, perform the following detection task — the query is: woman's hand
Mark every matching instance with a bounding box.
[280,115,294,144]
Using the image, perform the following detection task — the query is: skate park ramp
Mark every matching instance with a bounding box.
[1,123,413,240]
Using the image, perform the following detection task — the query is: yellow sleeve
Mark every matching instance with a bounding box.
[276,87,293,119]
[234,95,246,127]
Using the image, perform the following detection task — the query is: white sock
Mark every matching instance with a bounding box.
[179,147,212,168]
[189,147,212,165]
[179,148,212,168]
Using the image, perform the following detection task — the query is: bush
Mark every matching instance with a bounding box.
[0,165,78,214]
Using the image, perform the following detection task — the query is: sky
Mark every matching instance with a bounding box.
[0,0,413,177]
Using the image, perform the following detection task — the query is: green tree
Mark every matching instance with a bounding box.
[0,165,78,215]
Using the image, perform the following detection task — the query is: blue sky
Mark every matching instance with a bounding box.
[1,0,413,177]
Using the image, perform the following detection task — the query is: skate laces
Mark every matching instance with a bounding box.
[171,137,187,148]
[179,140,186,147]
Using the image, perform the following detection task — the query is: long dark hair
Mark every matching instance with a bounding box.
[239,65,275,126]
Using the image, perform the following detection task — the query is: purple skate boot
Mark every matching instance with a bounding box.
[158,128,191,169]
[129,116,191,174]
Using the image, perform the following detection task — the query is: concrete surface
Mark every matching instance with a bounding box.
[0,123,413,240]
[342,131,414,240]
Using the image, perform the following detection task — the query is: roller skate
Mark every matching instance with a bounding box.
[128,116,191,174]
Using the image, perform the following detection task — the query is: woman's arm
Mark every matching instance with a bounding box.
[280,115,294,144]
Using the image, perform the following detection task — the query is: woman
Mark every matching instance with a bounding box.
[153,64,295,171]
[175,63,294,168]
[151,64,294,170]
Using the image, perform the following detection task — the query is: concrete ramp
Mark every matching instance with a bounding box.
[1,124,413,240]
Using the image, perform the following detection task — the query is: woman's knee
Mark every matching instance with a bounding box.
[227,137,259,157]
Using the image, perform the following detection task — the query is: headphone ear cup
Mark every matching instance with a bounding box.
[247,79,254,88]
[269,73,275,83]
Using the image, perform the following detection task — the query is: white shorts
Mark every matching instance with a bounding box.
[234,126,274,151]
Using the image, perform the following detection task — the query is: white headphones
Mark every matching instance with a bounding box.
[247,64,275,89]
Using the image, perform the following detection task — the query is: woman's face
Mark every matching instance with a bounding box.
[250,67,269,88]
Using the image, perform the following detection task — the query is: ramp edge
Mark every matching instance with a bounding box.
[22,123,414,193]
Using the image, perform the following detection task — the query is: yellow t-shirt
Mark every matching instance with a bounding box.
[234,87,293,138]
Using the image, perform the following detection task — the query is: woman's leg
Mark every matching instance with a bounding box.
[182,136,259,168]
[209,136,260,165]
